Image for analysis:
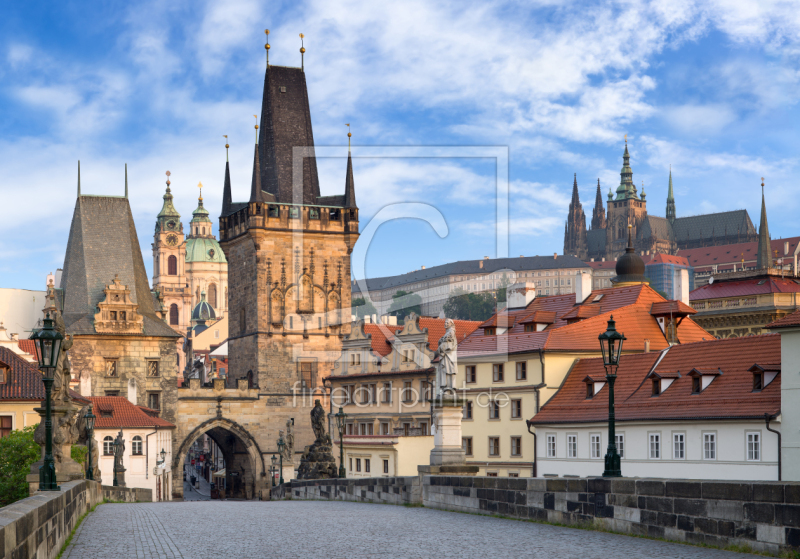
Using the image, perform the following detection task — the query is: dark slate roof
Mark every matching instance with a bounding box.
[672,210,755,242]
[60,196,179,338]
[355,255,590,292]
[317,195,345,207]
[258,66,320,204]
[587,229,607,255]
[638,215,673,242]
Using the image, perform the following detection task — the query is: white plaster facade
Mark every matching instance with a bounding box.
[95,427,174,501]
[773,321,800,481]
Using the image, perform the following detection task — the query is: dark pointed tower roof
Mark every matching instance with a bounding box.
[257,65,320,204]
[571,173,580,205]
[344,151,356,208]
[615,140,639,201]
[611,225,650,285]
[591,178,606,230]
[249,143,265,204]
[666,167,676,224]
[222,161,232,216]
[756,181,772,269]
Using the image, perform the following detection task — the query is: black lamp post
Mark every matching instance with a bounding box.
[158,448,166,466]
[31,313,63,491]
[84,404,96,481]
[270,454,278,487]
[277,435,285,485]
[112,438,119,487]
[598,315,626,478]
[334,407,347,478]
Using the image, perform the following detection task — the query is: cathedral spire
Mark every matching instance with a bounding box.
[615,137,637,200]
[344,150,356,208]
[666,166,676,224]
[756,178,772,269]
[249,143,265,204]
[571,173,580,205]
[591,178,606,230]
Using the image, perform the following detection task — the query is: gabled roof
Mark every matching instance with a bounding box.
[649,253,689,266]
[677,236,800,272]
[690,277,800,300]
[361,318,481,357]
[530,334,781,425]
[766,309,800,329]
[672,210,756,243]
[519,310,557,325]
[649,300,696,316]
[0,347,44,400]
[87,396,175,429]
[638,215,673,242]
[60,196,179,338]
[363,324,404,356]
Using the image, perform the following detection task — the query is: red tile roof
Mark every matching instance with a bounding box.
[678,237,800,272]
[458,284,712,357]
[363,324,404,356]
[418,318,481,347]
[0,347,44,400]
[650,300,696,316]
[766,309,800,329]
[17,339,37,356]
[479,313,517,328]
[649,254,690,266]
[87,396,175,429]
[519,310,557,325]
[530,334,781,425]
[690,276,800,300]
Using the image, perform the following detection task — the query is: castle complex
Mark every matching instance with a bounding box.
[564,142,758,261]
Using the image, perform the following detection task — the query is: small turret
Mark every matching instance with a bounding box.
[756,178,772,269]
[666,167,676,224]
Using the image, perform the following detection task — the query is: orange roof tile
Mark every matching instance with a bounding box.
[690,277,800,300]
[650,300,696,316]
[766,309,800,329]
[649,253,690,266]
[530,334,781,425]
[417,318,481,346]
[86,396,176,429]
[519,310,557,325]
[363,324,404,356]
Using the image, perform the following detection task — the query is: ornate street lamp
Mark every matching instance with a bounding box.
[334,407,347,478]
[112,438,120,487]
[84,404,96,481]
[277,435,285,485]
[31,313,63,491]
[158,448,166,466]
[270,454,278,487]
[598,315,626,478]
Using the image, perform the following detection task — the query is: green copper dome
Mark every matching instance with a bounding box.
[191,196,211,224]
[156,184,182,233]
[615,141,640,201]
[185,237,226,263]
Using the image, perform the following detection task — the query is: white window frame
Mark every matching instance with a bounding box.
[746,431,761,462]
[673,432,686,460]
[567,434,577,459]
[703,432,717,460]
[590,433,602,459]
[649,432,661,459]
[615,433,624,459]
[546,434,556,458]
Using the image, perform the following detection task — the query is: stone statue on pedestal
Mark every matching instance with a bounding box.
[113,429,126,486]
[296,400,337,479]
[279,420,295,464]
[435,318,458,397]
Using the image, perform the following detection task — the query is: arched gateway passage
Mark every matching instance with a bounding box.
[172,417,265,500]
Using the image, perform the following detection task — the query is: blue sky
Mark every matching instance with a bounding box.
[1,0,799,290]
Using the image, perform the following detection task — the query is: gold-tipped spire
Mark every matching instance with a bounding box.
[223,135,229,162]
[197,181,203,201]
[761,176,765,194]
[253,115,258,143]
[299,33,305,71]
[346,123,351,151]
[165,170,171,189]
[265,29,270,67]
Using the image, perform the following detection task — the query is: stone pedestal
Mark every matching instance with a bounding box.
[114,467,127,488]
[429,397,467,466]
[27,403,85,494]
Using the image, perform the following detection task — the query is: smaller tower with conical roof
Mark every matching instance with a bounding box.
[186,184,228,318]
[666,167,676,224]
[756,179,772,270]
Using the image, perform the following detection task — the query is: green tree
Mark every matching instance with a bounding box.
[71,445,88,468]
[496,273,512,303]
[351,297,378,320]
[0,425,40,507]
[387,290,422,319]
[443,289,497,321]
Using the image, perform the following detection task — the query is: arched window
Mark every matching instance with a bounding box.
[208,284,217,308]
[246,370,254,389]
[132,436,143,455]
[103,436,114,455]
[202,227,205,235]
[169,304,179,326]
[168,255,178,276]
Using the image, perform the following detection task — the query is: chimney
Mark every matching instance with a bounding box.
[674,268,690,305]
[644,339,650,353]
[421,265,425,269]
[507,282,536,308]
[601,257,605,262]
[479,261,484,269]
[554,253,557,259]
[590,258,595,262]
[575,271,592,304]
[785,241,790,256]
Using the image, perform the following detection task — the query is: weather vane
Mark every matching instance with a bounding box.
[346,123,351,151]
[165,170,171,188]
[265,29,270,67]
[254,115,258,143]
[197,181,203,200]
[299,33,305,71]
[223,135,229,162]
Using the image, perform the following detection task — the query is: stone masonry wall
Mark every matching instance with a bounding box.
[288,477,421,505]
[424,476,800,556]
[0,480,150,559]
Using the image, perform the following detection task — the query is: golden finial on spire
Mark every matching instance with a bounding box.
[299,33,305,71]
[197,181,203,201]
[265,29,270,67]
[223,135,229,162]
[761,176,765,195]
[165,170,171,188]
[254,115,258,143]
[624,133,627,143]
[346,123,351,151]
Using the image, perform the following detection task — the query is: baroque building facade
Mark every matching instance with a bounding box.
[564,141,758,261]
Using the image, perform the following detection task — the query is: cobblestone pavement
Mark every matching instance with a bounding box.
[63,501,760,559]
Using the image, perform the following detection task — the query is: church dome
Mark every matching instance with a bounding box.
[185,237,226,264]
[611,225,650,286]
[191,292,216,322]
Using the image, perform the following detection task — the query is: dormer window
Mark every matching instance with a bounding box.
[753,372,763,391]
[651,378,661,396]
[485,327,496,336]
[692,376,701,394]
[748,364,779,392]
[648,371,681,396]
[583,376,605,399]
[586,382,593,399]
[0,364,8,384]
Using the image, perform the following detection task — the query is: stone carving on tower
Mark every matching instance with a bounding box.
[93,275,144,334]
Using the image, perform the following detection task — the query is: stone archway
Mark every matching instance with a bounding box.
[173,417,266,500]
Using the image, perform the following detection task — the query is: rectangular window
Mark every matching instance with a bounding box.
[300,362,315,392]
[590,434,601,459]
[673,433,685,460]
[753,373,763,391]
[692,376,701,394]
[132,437,143,455]
[489,437,500,456]
[381,382,392,404]
[615,434,624,458]
[463,437,473,456]
[147,360,159,377]
[350,353,361,366]
[368,383,377,403]
[344,385,354,405]
[356,458,361,472]
[0,416,11,438]
[403,423,410,436]
[466,366,477,383]
[380,422,390,435]
[147,392,161,411]
[346,423,354,435]
[508,472,519,478]
[365,459,371,473]
[492,364,504,382]
[511,436,521,456]
[383,459,389,474]
[516,362,527,380]
[649,433,661,459]
[747,432,761,461]
[586,383,594,399]
[420,422,428,436]
[703,433,716,460]
[489,401,500,419]
[463,401,473,420]
[651,378,661,396]
[421,381,432,401]
[402,381,413,403]
[511,399,521,419]
[105,359,117,377]
[567,434,577,458]
[546,434,556,458]
[104,390,119,397]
